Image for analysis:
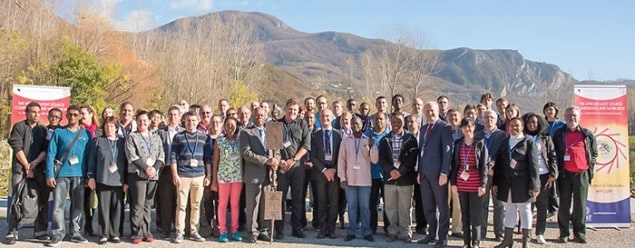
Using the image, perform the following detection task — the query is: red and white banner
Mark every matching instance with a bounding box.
[11,84,71,126]
[574,85,631,227]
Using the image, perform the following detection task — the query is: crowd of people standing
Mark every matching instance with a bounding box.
[5,93,597,248]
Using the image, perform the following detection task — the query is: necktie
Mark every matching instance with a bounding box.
[258,128,265,147]
[424,124,433,143]
[325,130,331,154]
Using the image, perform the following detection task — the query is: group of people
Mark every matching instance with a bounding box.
[5,93,597,248]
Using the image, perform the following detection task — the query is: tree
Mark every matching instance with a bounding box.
[50,38,121,110]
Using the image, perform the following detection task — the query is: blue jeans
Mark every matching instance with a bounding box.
[51,177,85,239]
[346,186,371,236]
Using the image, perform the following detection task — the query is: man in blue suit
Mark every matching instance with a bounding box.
[417,101,453,248]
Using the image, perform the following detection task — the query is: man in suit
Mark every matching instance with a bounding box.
[156,106,184,238]
[240,107,281,243]
[417,101,453,248]
[310,109,343,239]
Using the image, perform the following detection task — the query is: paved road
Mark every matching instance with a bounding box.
[1,197,634,247]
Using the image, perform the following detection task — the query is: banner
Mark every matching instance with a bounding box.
[11,84,71,126]
[7,84,71,221]
[574,85,631,227]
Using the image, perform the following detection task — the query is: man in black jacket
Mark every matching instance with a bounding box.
[376,112,419,243]
[552,106,597,244]
[6,102,49,245]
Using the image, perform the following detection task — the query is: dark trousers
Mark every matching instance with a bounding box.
[301,167,313,229]
[239,186,247,232]
[155,169,177,235]
[275,166,306,234]
[128,174,157,239]
[7,169,50,237]
[548,183,559,213]
[96,184,124,238]
[459,191,482,246]
[83,188,96,235]
[315,177,340,233]
[413,180,428,232]
[244,183,271,238]
[535,174,551,235]
[481,174,504,238]
[201,187,218,230]
[420,175,449,241]
[557,170,589,239]
[370,179,389,233]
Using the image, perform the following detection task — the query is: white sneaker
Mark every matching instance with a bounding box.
[536,234,546,244]
[190,232,205,242]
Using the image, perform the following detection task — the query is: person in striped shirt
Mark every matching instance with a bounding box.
[450,118,488,248]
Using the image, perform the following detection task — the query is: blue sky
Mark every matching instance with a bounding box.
[53,0,635,81]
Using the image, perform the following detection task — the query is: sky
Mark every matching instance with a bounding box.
[52,0,635,81]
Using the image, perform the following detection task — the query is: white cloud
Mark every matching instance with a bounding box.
[169,0,214,10]
[197,0,213,10]
[117,9,155,32]
[88,0,121,18]
[169,0,198,9]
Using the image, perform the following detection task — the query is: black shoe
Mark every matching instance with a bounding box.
[328,231,337,239]
[418,235,436,244]
[47,236,62,247]
[35,235,51,241]
[257,233,272,242]
[416,227,427,234]
[292,230,306,238]
[317,231,326,239]
[435,240,448,248]
[70,234,88,243]
[245,237,257,243]
[5,235,17,245]
[274,232,284,240]
[574,236,587,244]
[344,235,355,241]
[558,236,569,243]
[363,234,375,242]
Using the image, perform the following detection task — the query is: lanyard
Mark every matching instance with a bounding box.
[462,142,473,170]
[227,137,238,152]
[184,133,199,156]
[140,133,153,154]
[283,121,293,140]
[565,132,583,152]
[354,137,362,161]
[109,139,118,162]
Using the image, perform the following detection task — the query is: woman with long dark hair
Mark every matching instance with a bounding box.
[211,117,244,242]
[523,113,557,244]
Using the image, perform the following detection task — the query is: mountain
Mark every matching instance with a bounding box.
[156,11,577,110]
